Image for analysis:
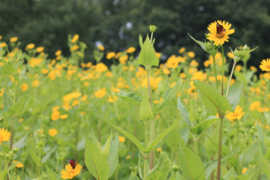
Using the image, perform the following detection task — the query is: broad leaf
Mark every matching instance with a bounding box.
[130,173,140,180]
[28,149,41,166]
[178,141,205,180]
[193,80,232,116]
[264,111,270,127]
[101,132,112,158]
[177,97,191,126]
[91,128,101,152]
[146,151,171,180]
[41,147,57,163]
[9,95,29,116]
[107,120,147,153]
[0,59,17,75]
[46,166,58,180]
[13,134,28,149]
[3,91,14,112]
[239,140,259,167]
[107,134,119,177]
[116,92,141,105]
[139,89,154,121]
[85,137,109,180]
[188,34,207,52]
[137,35,159,68]
[190,116,218,135]
[227,82,243,110]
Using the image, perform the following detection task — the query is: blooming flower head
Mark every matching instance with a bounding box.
[49,129,58,137]
[119,136,125,143]
[106,52,115,60]
[21,83,28,92]
[0,128,11,145]
[71,34,79,43]
[225,106,245,123]
[13,161,23,168]
[25,43,35,50]
[94,88,107,98]
[60,163,82,179]
[97,44,104,51]
[126,47,136,53]
[10,37,18,42]
[207,20,235,46]
[260,59,270,72]
[250,101,260,111]
[36,47,44,53]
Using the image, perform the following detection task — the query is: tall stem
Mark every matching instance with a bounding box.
[226,61,236,97]
[217,117,224,180]
[149,121,155,169]
[221,45,225,96]
[144,121,148,179]
[212,55,218,89]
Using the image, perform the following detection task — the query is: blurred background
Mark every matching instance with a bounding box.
[0,0,270,72]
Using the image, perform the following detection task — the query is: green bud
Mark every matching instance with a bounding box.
[230,45,258,62]
[5,154,10,160]
[0,117,5,123]
[172,164,179,172]
[0,152,5,158]
[36,141,44,149]
[12,147,19,153]
[8,152,14,160]
[149,25,158,33]
[197,107,203,114]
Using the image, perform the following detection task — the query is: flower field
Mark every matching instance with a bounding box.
[0,22,270,180]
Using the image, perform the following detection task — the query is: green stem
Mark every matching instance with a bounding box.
[221,45,225,96]
[217,117,224,180]
[149,121,155,169]
[144,156,148,180]
[226,61,236,97]
[212,55,218,89]
[241,130,247,168]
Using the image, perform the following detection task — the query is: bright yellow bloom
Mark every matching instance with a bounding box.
[94,88,107,98]
[260,59,270,72]
[106,52,115,59]
[60,163,82,179]
[70,45,79,52]
[187,51,195,58]
[119,136,125,143]
[167,55,178,69]
[190,60,199,66]
[31,80,40,88]
[126,155,130,159]
[71,34,79,43]
[51,111,60,121]
[156,52,161,59]
[235,65,242,72]
[0,128,11,145]
[0,36,2,40]
[250,101,260,111]
[207,20,235,46]
[179,47,185,53]
[97,44,104,51]
[108,96,117,103]
[55,50,62,56]
[126,47,136,53]
[225,106,245,123]
[60,114,68,119]
[41,68,49,74]
[242,168,247,174]
[10,37,18,42]
[21,84,28,92]
[13,161,23,168]
[0,42,6,48]
[119,55,128,64]
[48,129,58,137]
[227,52,234,59]
[36,47,44,53]
[95,63,108,73]
[163,67,170,75]
[156,148,162,152]
[250,66,257,72]
[25,43,35,50]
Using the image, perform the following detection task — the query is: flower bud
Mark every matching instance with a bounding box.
[149,25,158,33]
[12,147,19,153]
[172,164,179,172]
[0,152,5,158]
[0,117,5,122]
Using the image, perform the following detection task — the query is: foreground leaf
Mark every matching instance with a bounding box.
[116,92,141,105]
[107,133,119,177]
[46,166,57,180]
[9,95,29,116]
[41,147,57,163]
[139,89,154,121]
[227,82,243,110]
[177,97,191,126]
[190,116,218,135]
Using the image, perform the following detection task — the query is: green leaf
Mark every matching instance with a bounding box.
[28,149,41,166]
[154,79,182,114]
[264,111,270,127]
[106,120,147,153]
[85,137,109,180]
[107,133,119,177]
[9,95,29,116]
[138,152,148,179]
[41,146,57,163]
[188,33,207,52]
[190,116,218,135]
[260,154,270,179]
[239,140,259,167]
[0,59,17,75]
[227,82,243,110]
[46,166,58,180]
[178,141,205,180]
[139,89,154,121]
[101,132,112,158]
[13,134,28,149]
[17,175,21,180]
[193,80,232,116]
[137,35,159,68]
[146,120,179,153]
[91,128,101,152]
[130,173,140,180]
[116,92,141,105]
[234,46,258,61]
[177,97,191,127]
[3,91,14,112]
[146,151,171,180]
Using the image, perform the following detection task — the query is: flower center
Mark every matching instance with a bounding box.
[216,32,225,38]
[266,64,270,69]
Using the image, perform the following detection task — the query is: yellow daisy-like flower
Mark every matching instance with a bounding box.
[13,161,24,168]
[225,106,245,123]
[48,128,58,137]
[60,163,82,179]
[0,128,11,145]
[207,20,235,46]
[260,58,270,72]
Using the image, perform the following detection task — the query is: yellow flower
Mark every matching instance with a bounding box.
[21,84,28,92]
[70,45,79,52]
[95,63,108,73]
[41,68,49,74]
[156,52,161,59]
[227,52,234,59]
[167,55,178,69]
[10,37,18,42]
[71,34,79,43]
[0,42,6,48]
[163,67,170,75]
[60,114,68,119]
[13,161,23,168]
[187,51,195,58]
[51,111,60,121]
[242,167,247,174]
[156,148,162,152]
[0,36,2,40]
[31,80,40,88]
[126,155,130,159]
[108,96,117,103]
[97,44,104,51]
[250,66,257,72]
[250,101,260,111]
[119,55,128,64]
[94,88,107,98]
[126,47,136,53]
[106,52,115,60]
[0,128,11,145]
[55,50,62,56]
[235,65,242,72]
[48,129,58,137]
[179,47,185,53]
[225,106,245,123]
[60,163,82,179]
[190,60,199,66]
[119,136,125,143]
[19,118,24,122]
[207,20,235,46]
[36,47,44,53]
[260,58,270,72]
[25,43,35,50]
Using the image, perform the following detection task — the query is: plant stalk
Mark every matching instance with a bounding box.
[212,55,218,89]
[149,121,155,169]
[226,61,236,97]
[217,117,224,180]
[221,45,225,96]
